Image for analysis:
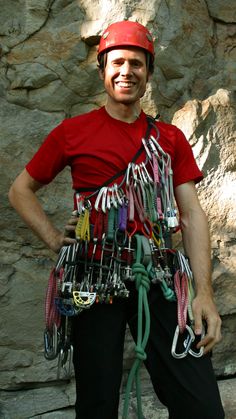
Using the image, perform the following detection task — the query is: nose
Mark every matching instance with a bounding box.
[120,61,132,76]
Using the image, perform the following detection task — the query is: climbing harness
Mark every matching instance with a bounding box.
[43,115,203,416]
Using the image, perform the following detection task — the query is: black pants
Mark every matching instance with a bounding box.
[72,283,225,419]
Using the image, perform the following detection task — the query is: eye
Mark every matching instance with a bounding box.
[132,60,143,68]
[112,60,124,67]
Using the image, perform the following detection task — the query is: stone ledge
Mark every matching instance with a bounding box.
[0,378,235,418]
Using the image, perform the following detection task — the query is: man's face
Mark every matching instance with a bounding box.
[100,47,149,106]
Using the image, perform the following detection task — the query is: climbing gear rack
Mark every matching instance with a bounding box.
[43,115,202,417]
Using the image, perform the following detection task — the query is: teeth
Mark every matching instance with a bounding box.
[117,82,134,87]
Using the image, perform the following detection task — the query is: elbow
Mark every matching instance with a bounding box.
[8,169,41,209]
[8,182,18,209]
[8,173,25,209]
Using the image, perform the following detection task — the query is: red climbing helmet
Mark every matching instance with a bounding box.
[97,21,155,62]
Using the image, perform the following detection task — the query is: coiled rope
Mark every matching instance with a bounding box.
[122,234,151,419]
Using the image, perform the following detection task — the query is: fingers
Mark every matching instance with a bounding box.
[196,316,222,354]
[64,215,78,239]
[64,224,76,238]
[50,214,78,253]
[62,236,77,246]
[68,215,78,225]
[192,296,222,354]
[65,215,78,229]
[193,310,203,337]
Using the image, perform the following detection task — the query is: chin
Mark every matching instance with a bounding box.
[115,95,139,105]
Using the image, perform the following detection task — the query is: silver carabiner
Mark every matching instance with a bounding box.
[171,325,195,359]
[189,326,205,358]
[44,323,59,360]
[57,344,73,379]
[57,316,74,379]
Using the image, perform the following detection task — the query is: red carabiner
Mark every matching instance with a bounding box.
[126,219,138,238]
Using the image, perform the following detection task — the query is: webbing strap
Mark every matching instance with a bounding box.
[45,267,61,330]
[174,270,188,333]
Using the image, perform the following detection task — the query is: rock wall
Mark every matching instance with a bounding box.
[0,0,236,417]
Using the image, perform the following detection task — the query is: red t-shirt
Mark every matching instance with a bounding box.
[26,106,203,190]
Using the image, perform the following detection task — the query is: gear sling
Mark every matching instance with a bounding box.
[44,115,203,418]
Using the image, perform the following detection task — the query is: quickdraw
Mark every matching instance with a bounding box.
[171,251,204,359]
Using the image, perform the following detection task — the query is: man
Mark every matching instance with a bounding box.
[9,20,224,419]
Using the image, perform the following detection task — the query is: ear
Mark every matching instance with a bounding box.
[146,72,151,83]
[98,68,105,80]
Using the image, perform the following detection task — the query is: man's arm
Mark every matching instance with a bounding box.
[8,169,76,253]
[174,181,222,353]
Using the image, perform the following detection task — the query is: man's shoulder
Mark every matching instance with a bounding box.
[153,119,186,145]
[144,113,181,135]
[155,119,181,134]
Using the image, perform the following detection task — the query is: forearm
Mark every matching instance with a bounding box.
[9,172,63,253]
[180,207,213,296]
[175,182,222,349]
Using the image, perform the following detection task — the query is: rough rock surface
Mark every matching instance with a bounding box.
[0,0,235,417]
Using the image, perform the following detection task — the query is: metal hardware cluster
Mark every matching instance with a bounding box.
[43,125,202,378]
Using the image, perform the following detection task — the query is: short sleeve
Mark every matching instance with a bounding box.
[26,121,68,184]
[172,127,203,188]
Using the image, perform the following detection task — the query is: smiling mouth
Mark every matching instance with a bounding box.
[115,81,135,88]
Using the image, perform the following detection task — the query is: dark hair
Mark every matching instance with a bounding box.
[97,53,107,71]
[98,51,154,74]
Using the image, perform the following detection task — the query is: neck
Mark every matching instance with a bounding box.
[105,100,141,123]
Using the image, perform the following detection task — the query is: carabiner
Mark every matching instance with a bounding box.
[142,218,152,239]
[57,344,73,379]
[94,187,107,212]
[114,228,127,249]
[126,219,137,238]
[189,326,205,358]
[171,325,195,359]
[44,324,59,360]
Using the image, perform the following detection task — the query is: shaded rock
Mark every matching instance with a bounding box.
[206,0,236,23]
[7,63,58,90]
[0,378,235,418]
[0,381,75,419]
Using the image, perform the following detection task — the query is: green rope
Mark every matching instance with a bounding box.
[122,233,176,417]
[160,279,176,302]
[122,234,151,419]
